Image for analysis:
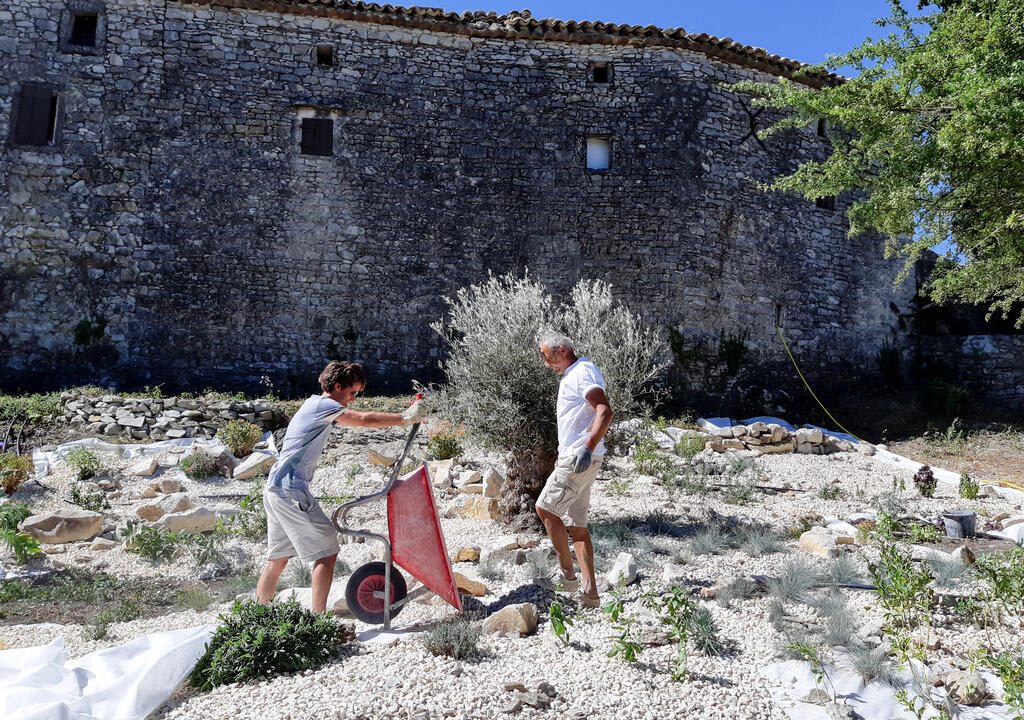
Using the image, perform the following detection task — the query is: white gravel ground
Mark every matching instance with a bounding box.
[2,425,1023,720]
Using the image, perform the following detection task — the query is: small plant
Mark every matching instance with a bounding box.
[606,474,633,496]
[787,641,835,702]
[235,477,268,538]
[786,515,817,539]
[959,472,980,499]
[722,475,757,506]
[69,482,110,512]
[0,500,33,531]
[425,424,464,461]
[875,512,902,541]
[423,617,482,659]
[687,605,724,656]
[769,559,819,603]
[927,557,971,589]
[180,451,218,481]
[736,528,786,558]
[631,429,675,478]
[217,420,262,457]
[549,602,572,646]
[813,592,856,647]
[846,645,900,688]
[181,533,222,566]
[0,500,40,564]
[974,547,1024,619]
[477,558,506,581]
[607,617,643,662]
[913,465,937,498]
[177,586,214,611]
[64,447,103,483]
[83,600,141,640]
[602,589,626,622]
[674,434,706,459]
[690,525,728,556]
[121,522,179,563]
[908,522,941,544]
[819,554,864,586]
[287,558,313,587]
[818,484,843,500]
[189,599,340,690]
[0,453,34,495]
[981,650,1024,717]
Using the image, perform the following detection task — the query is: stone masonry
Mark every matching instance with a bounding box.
[1,2,919,395]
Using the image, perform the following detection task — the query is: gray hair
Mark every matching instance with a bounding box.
[539,333,575,353]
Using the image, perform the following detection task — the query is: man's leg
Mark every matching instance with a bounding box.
[256,557,290,604]
[537,506,577,581]
[310,553,338,613]
[568,526,598,600]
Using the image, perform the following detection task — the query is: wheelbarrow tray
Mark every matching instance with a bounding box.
[387,463,462,612]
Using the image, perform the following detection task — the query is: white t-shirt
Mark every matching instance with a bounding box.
[556,357,607,458]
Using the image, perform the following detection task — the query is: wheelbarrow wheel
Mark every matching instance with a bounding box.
[345,561,408,625]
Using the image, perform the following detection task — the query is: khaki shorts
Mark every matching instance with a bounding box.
[536,456,604,528]
[264,486,340,563]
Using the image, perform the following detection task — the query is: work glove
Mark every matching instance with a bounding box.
[400,398,429,427]
[571,446,593,474]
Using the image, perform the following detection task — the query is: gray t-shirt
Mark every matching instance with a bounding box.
[266,395,346,490]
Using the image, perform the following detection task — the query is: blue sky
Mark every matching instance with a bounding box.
[440,1,897,69]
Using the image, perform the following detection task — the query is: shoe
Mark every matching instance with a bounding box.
[532,575,580,593]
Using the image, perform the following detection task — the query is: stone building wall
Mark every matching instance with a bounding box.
[916,335,1024,412]
[2,1,917,397]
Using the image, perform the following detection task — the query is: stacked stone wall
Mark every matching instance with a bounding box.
[2,0,920,397]
[916,335,1024,412]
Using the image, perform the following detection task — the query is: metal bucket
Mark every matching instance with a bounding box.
[942,510,977,539]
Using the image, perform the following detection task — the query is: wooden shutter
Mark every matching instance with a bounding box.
[300,117,333,156]
[14,86,55,146]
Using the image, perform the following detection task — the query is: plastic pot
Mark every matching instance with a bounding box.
[942,510,977,539]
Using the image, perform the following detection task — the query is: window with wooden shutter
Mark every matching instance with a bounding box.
[70,12,98,46]
[300,118,333,156]
[13,85,58,146]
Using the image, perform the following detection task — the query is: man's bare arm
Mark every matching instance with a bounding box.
[584,387,614,451]
[334,410,403,429]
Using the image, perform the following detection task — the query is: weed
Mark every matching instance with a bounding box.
[425,424,464,461]
[786,516,817,539]
[787,641,835,702]
[69,482,110,512]
[606,475,633,496]
[189,599,339,690]
[818,485,843,500]
[908,522,941,544]
[236,478,268,538]
[722,476,758,506]
[875,513,902,541]
[549,602,572,646]
[217,420,262,457]
[981,650,1024,717]
[607,618,642,662]
[63,448,102,482]
[0,527,41,564]
[177,586,214,611]
[913,466,937,498]
[718,329,749,375]
[674,434,706,459]
[959,472,980,500]
[0,453,35,495]
[974,547,1024,619]
[424,616,482,659]
[181,533,222,566]
[180,451,218,481]
[602,589,626,622]
[631,427,675,478]
[83,600,140,640]
[0,500,33,530]
[0,391,61,421]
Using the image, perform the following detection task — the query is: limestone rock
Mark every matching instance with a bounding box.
[799,529,840,558]
[662,563,687,583]
[451,546,480,563]
[90,537,116,551]
[157,478,182,494]
[945,672,990,706]
[136,493,194,522]
[141,487,157,499]
[482,603,538,637]
[458,484,483,494]
[454,572,487,597]
[233,452,276,480]
[155,506,217,534]
[368,447,398,467]
[856,442,876,456]
[445,495,498,521]
[213,448,240,477]
[606,552,637,587]
[19,509,104,544]
[428,459,454,488]
[455,470,482,488]
[480,543,525,566]
[483,468,504,498]
[760,441,795,454]
[949,545,975,565]
[130,456,159,477]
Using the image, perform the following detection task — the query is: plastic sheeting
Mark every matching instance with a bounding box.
[0,625,215,720]
[761,658,1012,720]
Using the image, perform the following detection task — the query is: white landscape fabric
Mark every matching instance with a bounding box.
[761,658,1012,720]
[0,625,215,720]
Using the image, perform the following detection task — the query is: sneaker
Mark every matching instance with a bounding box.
[532,575,580,593]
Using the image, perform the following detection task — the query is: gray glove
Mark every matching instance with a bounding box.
[400,398,429,427]
[571,446,593,474]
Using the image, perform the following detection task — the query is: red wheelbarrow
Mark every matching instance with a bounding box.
[332,419,462,629]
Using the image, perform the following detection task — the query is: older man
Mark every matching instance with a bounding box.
[535,333,613,607]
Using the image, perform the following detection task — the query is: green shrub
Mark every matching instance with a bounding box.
[0,500,33,531]
[189,599,340,690]
[0,392,61,421]
[0,528,41,564]
[180,451,218,480]
[422,617,482,659]
[121,522,179,563]
[425,424,464,461]
[70,483,110,512]
[64,448,102,482]
[959,472,979,499]
[674,434,706,459]
[219,478,267,539]
[0,454,34,495]
[217,420,262,457]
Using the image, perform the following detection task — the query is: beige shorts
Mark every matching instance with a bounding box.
[264,486,340,563]
[536,456,604,528]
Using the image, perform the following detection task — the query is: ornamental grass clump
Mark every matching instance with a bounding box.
[423,617,482,659]
[189,599,340,690]
[217,420,261,457]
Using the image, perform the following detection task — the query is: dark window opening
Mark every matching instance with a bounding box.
[816,118,828,137]
[13,85,59,146]
[300,117,333,156]
[816,196,836,211]
[590,62,611,84]
[315,45,334,66]
[70,12,98,46]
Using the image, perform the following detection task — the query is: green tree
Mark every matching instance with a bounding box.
[735,0,1024,326]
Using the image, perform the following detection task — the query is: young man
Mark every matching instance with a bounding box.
[535,334,613,608]
[255,360,427,613]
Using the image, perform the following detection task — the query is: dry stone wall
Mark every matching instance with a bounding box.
[917,335,1024,412]
[3,1,916,395]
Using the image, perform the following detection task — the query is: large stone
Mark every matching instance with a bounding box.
[368,448,398,467]
[945,672,990,706]
[799,529,840,558]
[213,448,240,478]
[157,478,182,494]
[90,537,116,551]
[19,509,104,544]
[451,546,480,563]
[453,572,487,597]
[130,456,159,477]
[662,563,687,583]
[445,495,498,521]
[480,543,525,566]
[233,452,276,480]
[482,468,504,498]
[136,492,194,521]
[795,427,824,444]
[454,470,482,488]
[759,441,795,454]
[155,506,217,534]
[482,603,538,636]
[428,459,454,488]
[606,552,637,587]
[856,442,876,456]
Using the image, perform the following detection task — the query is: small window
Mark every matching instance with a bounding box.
[816,196,836,211]
[590,62,611,84]
[315,45,334,66]
[586,135,610,171]
[13,85,59,146]
[816,118,829,137]
[300,117,333,156]
[69,12,98,46]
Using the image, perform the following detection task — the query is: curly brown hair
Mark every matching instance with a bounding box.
[318,361,366,392]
